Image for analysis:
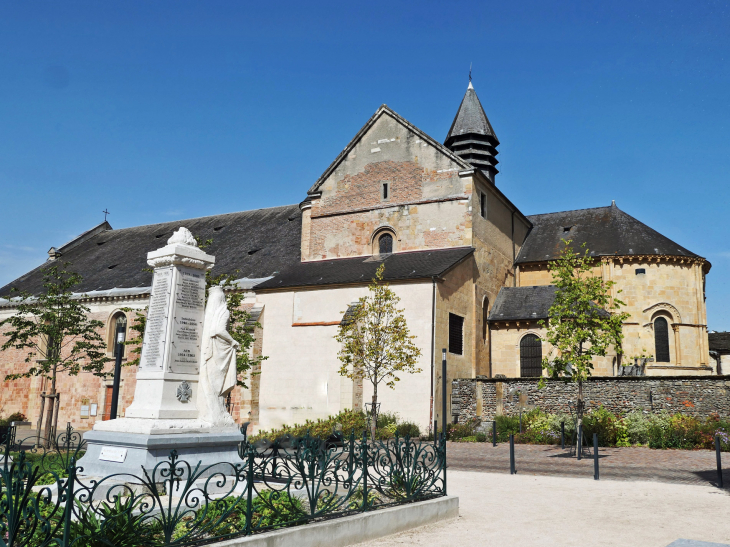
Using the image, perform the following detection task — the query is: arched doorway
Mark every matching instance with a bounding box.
[520,334,542,377]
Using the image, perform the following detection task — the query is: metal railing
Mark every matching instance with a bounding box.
[1,424,446,547]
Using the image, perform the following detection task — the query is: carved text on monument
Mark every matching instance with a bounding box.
[169,267,205,374]
[139,267,172,370]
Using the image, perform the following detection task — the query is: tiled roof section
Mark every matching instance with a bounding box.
[0,205,302,296]
[709,332,730,354]
[516,203,700,264]
[444,83,498,142]
[488,286,557,321]
[488,285,611,322]
[256,247,474,290]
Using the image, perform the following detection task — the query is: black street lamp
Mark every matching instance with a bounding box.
[109,329,125,420]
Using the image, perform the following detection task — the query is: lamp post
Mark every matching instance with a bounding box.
[442,348,447,439]
[109,331,125,420]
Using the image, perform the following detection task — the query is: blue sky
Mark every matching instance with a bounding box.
[1,1,728,328]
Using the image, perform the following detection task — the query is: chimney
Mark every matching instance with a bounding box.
[48,247,61,261]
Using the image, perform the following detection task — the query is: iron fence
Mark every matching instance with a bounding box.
[0,424,446,547]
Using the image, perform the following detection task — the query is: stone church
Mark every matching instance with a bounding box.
[0,83,713,433]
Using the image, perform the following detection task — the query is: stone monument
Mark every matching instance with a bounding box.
[78,228,245,477]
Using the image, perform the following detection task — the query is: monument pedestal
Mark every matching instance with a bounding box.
[78,429,244,478]
[77,227,245,480]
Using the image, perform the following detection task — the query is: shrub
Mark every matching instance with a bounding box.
[581,406,618,447]
[8,412,27,423]
[396,421,421,438]
[251,409,368,442]
[475,432,487,443]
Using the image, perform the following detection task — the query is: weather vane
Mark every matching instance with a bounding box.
[469,62,472,83]
[103,208,110,221]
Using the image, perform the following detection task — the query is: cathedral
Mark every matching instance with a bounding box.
[0,82,713,433]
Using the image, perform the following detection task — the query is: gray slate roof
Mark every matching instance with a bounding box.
[444,83,498,143]
[516,203,700,265]
[488,286,557,322]
[0,205,303,296]
[256,247,474,290]
[709,332,730,354]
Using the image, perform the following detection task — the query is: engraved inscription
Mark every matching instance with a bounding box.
[169,267,206,374]
[139,267,172,370]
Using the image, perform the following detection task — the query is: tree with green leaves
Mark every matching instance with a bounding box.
[0,264,111,443]
[335,264,422,439]
[539,241,629,448]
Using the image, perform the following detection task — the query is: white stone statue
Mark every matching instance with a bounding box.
[198,286,239,426]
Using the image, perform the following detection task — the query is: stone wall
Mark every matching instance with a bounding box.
[451,376,730,422]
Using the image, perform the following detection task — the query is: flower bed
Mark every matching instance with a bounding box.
[450,407,730,450]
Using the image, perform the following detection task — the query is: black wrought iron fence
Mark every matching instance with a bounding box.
[1,424,446,547]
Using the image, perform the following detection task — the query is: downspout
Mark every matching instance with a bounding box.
[429,276,437,434]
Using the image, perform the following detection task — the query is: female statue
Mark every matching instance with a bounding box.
[198,286,239,425]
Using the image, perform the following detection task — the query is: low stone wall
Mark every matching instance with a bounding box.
[451,375,730,422]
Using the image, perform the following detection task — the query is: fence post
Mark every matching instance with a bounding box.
[442,430,447,496]
[717,435,724,489]
[61,457,76,547]
[577,424,583,460]
[593,433,599,480]
[492,420,497,447]
[561,421,565,449]
[245,446,254,536]
[509,434,516,475]
[362,432,369,510]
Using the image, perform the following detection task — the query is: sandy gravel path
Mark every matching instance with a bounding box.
[354,470,730,547]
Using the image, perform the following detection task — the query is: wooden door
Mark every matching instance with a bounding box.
[102,386,114,420]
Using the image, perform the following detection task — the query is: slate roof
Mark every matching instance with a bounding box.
[487,285,611,322]
[0,205,303,296]
[709,332,730,354]
[488,286,557,321]
[444,82,498,143]
[516,203,701,265]
[256,247,475,290]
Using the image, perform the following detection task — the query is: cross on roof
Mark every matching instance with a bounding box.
[103,209,110,221]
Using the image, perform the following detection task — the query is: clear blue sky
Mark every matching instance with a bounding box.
[1,1,728,328]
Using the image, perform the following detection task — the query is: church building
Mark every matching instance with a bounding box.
[0,83,713,433]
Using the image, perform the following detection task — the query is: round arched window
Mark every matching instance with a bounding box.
[654,317,670,362]
[378,233,393,255]
[520,334,542,377]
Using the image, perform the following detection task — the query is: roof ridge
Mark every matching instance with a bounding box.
[102,204,300,234]
[527,204,613,219]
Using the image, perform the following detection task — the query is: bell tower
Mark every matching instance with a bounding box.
[444,81,500,184]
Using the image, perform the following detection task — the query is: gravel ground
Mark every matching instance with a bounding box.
[354,470,730,547]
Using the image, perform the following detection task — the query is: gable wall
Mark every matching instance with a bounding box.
[306,114,471,260]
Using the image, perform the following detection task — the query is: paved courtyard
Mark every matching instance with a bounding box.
[447,441,728,487]
[355,470,730,547]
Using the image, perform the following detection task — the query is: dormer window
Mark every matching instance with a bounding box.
[563,226,572,233]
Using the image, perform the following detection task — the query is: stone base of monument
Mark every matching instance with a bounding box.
[77,427,245,479]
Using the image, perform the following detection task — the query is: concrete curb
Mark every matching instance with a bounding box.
[215,495,459,547]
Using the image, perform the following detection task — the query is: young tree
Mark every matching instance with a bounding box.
[0,264,111,443]
[539,241,629,448]
[335,265,422,439]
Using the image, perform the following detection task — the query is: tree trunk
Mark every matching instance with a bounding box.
[43,364,57,447]
[576,379,584,455]
[370,390,378,441]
